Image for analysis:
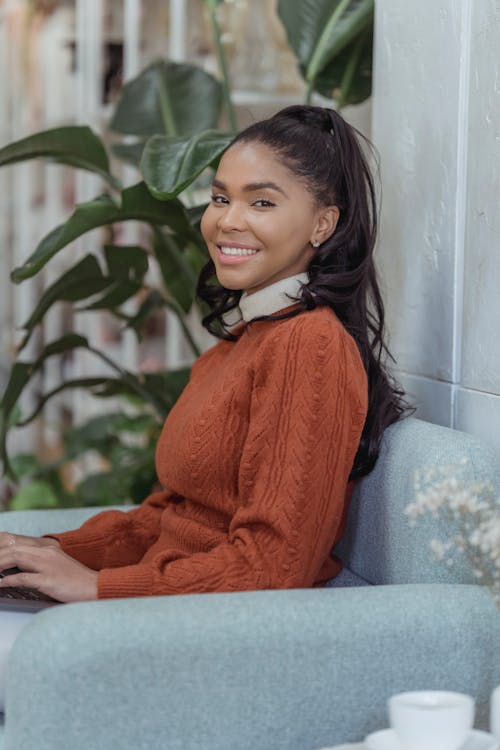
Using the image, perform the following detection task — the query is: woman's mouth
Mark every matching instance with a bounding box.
[217,245,260,264]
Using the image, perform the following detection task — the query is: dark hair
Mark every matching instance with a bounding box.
[196,104,412,479]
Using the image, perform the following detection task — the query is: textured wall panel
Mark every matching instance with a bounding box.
[396,372,452,427]
[372,1,463,381]
[455,387,500,455]
[461,0,500,393]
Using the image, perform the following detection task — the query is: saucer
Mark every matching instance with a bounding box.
[364,728,498,750]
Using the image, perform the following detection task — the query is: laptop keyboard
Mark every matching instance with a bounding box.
[0,567,57,601]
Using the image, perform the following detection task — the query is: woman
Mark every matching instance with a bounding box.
[0,105,407,604]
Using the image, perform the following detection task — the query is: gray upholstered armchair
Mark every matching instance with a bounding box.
[1,417,499,750]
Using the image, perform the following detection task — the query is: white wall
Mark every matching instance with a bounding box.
[372,0,500,454]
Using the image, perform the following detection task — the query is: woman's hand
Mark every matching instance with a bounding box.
[0,539,98,602]
[0,532,60,551]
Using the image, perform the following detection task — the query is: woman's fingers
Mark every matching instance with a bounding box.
[0,532,17,548]
[0,568,43,592]
[0,543,97,603]
[0,543,47,574]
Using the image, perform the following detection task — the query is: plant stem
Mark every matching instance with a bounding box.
[336,29,365,110]
[163,295,202,358]
[87,346,166,417]
[206,0,237,132]
[305,0,351,101]
[305,80,314,105]
[158,78,177,137]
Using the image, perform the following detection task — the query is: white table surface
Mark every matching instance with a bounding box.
[317,744,366,749]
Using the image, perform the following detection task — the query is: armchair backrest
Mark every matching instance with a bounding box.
[335,417,500,585]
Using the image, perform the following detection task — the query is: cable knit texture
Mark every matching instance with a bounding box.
[48,302,368,599]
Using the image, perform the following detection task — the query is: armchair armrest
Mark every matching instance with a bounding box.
[0,506,129,538]
[4,584,500,750]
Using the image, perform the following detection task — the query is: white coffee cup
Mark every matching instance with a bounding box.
[388,690,475,750]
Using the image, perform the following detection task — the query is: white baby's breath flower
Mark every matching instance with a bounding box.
[429,538,452,561]
[408,459,500,608]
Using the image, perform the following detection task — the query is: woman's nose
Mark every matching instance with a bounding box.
[217,202,246,231]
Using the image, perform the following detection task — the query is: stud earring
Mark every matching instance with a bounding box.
[311,240,320,248]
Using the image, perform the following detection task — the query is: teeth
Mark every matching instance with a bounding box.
[220,246,258,256]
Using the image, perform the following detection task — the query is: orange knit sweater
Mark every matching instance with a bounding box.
[48,303,368,599]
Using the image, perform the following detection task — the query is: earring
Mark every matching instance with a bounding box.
[311,240,320,248]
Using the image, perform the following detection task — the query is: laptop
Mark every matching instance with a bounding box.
[0,567,60,612]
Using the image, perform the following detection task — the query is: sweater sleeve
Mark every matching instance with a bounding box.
[96,317,368,598]
[44,488,178,570]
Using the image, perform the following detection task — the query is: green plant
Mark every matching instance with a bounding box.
[277,0,374,107]
[0,0,374,510]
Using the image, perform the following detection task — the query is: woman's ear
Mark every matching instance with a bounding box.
[313,205,340,245]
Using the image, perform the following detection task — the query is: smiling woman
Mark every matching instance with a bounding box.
[0,105,410,710]
[201,140,339,295]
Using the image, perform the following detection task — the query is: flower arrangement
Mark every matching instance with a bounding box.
[405,458,500,607]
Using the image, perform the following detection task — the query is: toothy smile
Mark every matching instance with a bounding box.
[218,245,260,256]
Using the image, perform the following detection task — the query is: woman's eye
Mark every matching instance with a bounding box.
[253,199,275,208]
[210,194,228,204]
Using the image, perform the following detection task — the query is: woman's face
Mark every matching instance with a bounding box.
[201,140,337,296]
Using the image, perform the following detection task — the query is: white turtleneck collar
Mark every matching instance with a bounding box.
[223,272,309,327]
[223,273,309,327]
[239,272,309,321]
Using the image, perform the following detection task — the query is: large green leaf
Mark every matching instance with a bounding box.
[0,334,90,476]
[185,240,209,279]
[19,255,110,348]
[19,248,151,346]
[64,412,160,505]
[0,335,89,418]
[110,59,223,137]
[91,367,191,410]
[0,126,118,187]
[141,130,232,199]
[9,453,42,479]
[63,412,158,461]
[277,0,374,96]
[124,289,167,340]
[15,369,180,433]
[72,443,158,506]
[80,245,150,312]
[11,182,194,282]
[1,334,89,424]
[9,480,60,511]
[104,244,149,282]
[139,369,191,411]
[16,378,116,427]
[314,27,373,106]
[0,330,190,477]
[7,456,71,508]
[37,333,90,359]
[65,414,133,459]
[72,470,136,507]
[80,280,141,313]
[187,203,209,232]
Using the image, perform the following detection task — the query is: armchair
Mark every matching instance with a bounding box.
[1,417,499,750]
